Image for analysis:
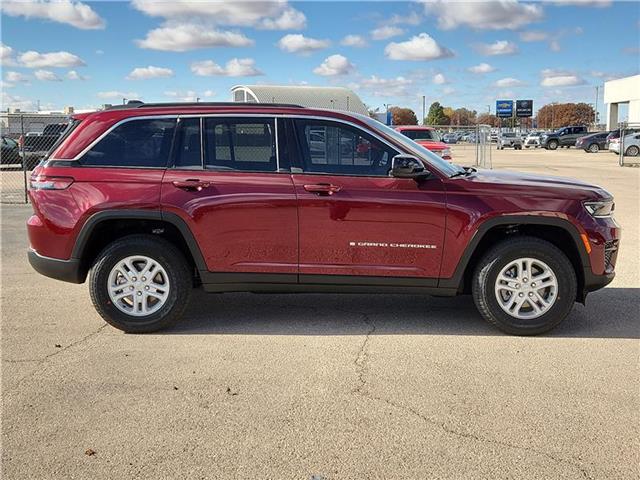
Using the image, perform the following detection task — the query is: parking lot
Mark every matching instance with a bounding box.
[1,147,638,479]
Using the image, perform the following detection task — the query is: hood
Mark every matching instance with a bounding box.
[457,168,611,200]
[415,140,448,151]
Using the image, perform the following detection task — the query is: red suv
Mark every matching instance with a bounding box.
[27,102,620,335]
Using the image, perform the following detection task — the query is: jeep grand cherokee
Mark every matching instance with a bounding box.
[27,102,620,335]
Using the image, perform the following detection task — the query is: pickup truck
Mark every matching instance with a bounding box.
[540,126,588,150]
[19,123,67,157]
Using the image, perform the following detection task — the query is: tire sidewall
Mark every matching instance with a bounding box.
[548,140,558,150]
[90,238,190,332]
[476,243,576,335]
[626,145,639,157]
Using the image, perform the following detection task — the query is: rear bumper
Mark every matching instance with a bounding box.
[28,249,84,284]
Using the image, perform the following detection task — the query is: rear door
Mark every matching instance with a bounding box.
[161,116,298,279]
[288,117,446,282]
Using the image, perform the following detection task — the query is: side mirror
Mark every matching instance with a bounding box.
[390,154,430,179]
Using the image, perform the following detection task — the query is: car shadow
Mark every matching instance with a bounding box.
[162,287,640,339]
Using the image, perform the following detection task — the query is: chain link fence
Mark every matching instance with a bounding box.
[1,112,69,203]
[426,124,493,169]
[617,122,640,167]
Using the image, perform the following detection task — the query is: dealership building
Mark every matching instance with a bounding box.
[230,85,368,115]
[604,74,640,130]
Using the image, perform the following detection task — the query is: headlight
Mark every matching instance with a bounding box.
[584,200,615,218]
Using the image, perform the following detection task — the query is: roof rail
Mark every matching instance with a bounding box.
[105,101,304,110]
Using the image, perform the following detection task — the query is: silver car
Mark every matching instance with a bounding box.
[497,132,523,150]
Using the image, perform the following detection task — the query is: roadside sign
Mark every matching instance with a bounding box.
[516,100,533,117]
[496,100,513,118]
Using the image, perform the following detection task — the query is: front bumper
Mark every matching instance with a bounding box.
[28,249,84,284]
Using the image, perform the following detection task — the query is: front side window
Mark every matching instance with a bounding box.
[294,119,397,176]
[204,118,276,172]
[81,118,176,167]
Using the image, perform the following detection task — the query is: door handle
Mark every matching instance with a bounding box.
[172,179,210,192]
[303,183,341,195]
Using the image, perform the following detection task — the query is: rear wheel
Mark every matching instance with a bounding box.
[588,143,600,153]
[89,235,192,333]
[625,145,639,157]
[472,236,577,335]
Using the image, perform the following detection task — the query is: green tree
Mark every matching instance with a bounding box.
[425,102,449,126]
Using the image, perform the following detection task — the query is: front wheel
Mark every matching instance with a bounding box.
[472,236,577,335]
[547,140,558,150]
[89,235,192,333]
[625,145,639,157]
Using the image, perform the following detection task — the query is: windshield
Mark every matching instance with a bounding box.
[400,129,440,142]
[357,114,461,176]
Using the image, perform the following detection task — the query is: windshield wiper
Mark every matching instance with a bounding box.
[449,166,476,178]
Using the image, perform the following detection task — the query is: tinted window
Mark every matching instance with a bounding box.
[173,117,201,168]
[81,118,176,167]
[401,129,439,141]
[204,118,276,172]
[294,120,397,176]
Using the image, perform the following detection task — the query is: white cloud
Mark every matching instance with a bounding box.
[341,35,368,48]
[355,75,414,97]
[19,50,86,68]
[191,58,263,77]
[126,65,174,80]
[519,31,549,42]
[132,0,305,30]
[549,40,561,52]
[540,69,586,87]
[371,25,404,40]
[136,24,253,52]
[552,1,611,7]
[467,62,495,74]
[1,0,105,29]
[313,54,354,76]
[97,91,139,100]
[5,71,29,83]
[493,77,525,87]
[277,34,330,54]
[164,90,199,102]
[389,11,422,26]
[384,33,454,61]
[473,40,518,56]
[422,0,544,30]
[66,70,87,80]
[95,49,104,55]
[1,92,38,111]
[203,90,216,98]
[34,69,62,82]
[1,43,17,65]
[442,86,455,95]
[0,80,14,89]
[432,73,447,84]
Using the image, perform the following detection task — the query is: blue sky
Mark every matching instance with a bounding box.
[1,1,639,119]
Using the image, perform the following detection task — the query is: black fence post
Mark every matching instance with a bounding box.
[20,114,28,203]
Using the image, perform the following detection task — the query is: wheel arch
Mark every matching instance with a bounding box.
[72,210,207,282]
[440,216,589,301]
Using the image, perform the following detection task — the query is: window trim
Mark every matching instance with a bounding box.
[62,113,406,174]
[291,118,400,178]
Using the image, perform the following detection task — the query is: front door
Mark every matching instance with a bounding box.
[288,118,447,282]
[161,116,298,278]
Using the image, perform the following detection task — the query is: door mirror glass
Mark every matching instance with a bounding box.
[390,155,429,179]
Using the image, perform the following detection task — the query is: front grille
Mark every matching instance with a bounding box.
[604,240,619,271]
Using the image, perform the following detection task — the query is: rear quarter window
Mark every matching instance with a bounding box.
[79,118,176,168]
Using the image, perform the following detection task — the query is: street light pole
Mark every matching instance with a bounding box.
[422,95,426,125]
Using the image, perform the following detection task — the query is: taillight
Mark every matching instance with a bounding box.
[29,175,74,190]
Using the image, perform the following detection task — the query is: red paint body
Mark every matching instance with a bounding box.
[394,126,452,160]
[28,104,619,291]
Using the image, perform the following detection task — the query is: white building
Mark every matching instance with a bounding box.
[230,85,368,115]
[604,74,640,130]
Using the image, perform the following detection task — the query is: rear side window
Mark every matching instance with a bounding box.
[80,118,176,168]
[203,118,276,172]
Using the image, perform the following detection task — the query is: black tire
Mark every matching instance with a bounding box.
[625,145,639,157]
[588,143,599,153]
[472,236,577,336]
[89,235,192,333]
[547,140,558,150]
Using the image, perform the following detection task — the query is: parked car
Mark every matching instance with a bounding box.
[540,126,588,150]
[27,101,619,336]
[1,136,21,165]
[608,132,640,156]
[442,132,458,144]
[576,132,610,153]
[497,132,523,150]
[605,128,640,149]
[19,123,67,157]
[524,132,543,148]
[490,131,499,143]
[394,126,452,160]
